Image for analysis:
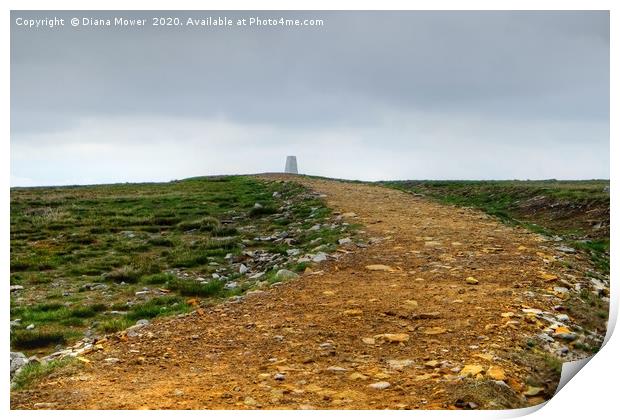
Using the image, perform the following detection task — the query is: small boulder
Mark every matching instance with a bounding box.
[342,309,363,316]
[423,327,447,335]
[365,264,395,272]
[388,359,415,370]
[460,365,484,377]
[312,252,328,263]
[374,333,410,343]
[524,386,544,397]
[556,246,576,254]
[225,281,238,290]
[275,269,299,281]
[465,277,479,285]
[326,366,348,373]
[424,360,440,368]
[368,381,391,390]
[10,352,28,378]
[552,326,576,341]
[486,366,506,381]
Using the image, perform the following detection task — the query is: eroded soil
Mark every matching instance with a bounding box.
[11,175,605,410]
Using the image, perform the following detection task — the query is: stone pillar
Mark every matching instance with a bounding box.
[284,156,298,174]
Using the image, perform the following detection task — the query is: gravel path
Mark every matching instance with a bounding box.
[13,175,590,409]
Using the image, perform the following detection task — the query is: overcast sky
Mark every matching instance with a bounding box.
[11,11,609,186]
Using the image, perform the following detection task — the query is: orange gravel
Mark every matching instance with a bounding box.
[11,175,571,410]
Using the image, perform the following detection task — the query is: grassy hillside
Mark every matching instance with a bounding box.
[10,176,357,354]
[382,180,610,274]
[10,175,610,356]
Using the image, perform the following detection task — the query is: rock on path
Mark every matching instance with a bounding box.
[11,175,589,410]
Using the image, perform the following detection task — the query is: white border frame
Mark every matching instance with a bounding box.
[2,2,616,419]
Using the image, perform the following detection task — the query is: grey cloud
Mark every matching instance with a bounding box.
[10,10,609,185]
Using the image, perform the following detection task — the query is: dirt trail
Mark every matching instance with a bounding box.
[12,175,573,409]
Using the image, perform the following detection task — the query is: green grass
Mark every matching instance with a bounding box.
[176,216,221,232]
[11,328,70,350]
[148,236,175,247]
[168,248,212,267]
[100,318,134,333]
[167,278,225,297]
[126,296,190,320]
[572,239,610,274]
[69,303,107,318]
[290,262,311,272]
[541,353,563,375]
[10,175,357,356]
[140,272,175,285]
[11,304,71,323]
[249,205,277,217]
[11,357,76,390]
[103,265,142,283]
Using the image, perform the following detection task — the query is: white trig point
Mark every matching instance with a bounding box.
[284,156,298,174]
